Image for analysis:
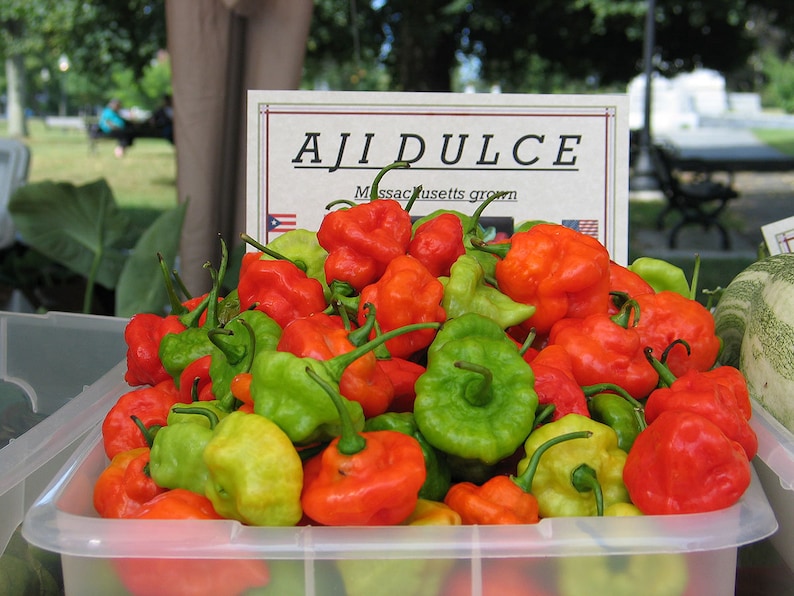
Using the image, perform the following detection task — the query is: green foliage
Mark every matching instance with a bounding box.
[761,51,794,113]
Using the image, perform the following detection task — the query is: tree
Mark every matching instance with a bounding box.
[306,0,793,94]
[0,0,165,137]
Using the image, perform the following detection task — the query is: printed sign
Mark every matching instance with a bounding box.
[762,215,794,255]
[246,90,630,262]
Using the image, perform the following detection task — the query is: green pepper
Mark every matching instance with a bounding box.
[251,321,440,445]
[439,254,535,329]
[414,314,538,467]
[202,411,303,526]
[365,411,452,501]
[149,404,223,495]
[208,309,282,411]
[583,383,647,452]
[627,256,690,297]
[517,413,630,517]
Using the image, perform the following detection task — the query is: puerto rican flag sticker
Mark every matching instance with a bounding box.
[267,213,297,232]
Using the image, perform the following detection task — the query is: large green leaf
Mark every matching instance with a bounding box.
[115,201,187,317]
[8,179,130,289]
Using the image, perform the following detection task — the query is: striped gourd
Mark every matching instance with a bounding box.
[712,253,794,433]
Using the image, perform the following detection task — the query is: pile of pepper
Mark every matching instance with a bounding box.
[96,162,757,536]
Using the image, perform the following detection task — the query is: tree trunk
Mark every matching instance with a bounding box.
[5,54,29,138]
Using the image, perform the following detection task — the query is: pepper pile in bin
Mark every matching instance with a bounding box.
[97,162,758,532]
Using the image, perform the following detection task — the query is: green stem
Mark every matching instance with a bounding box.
[533,403,556,427]
[169,405,220,430]
[570,463,604,516]
[518,328,537,358]
[644,346,677,388]
[403,184,422,213]
[609,299,640,328]
[467,191,508,235]
[370,161,410,201]
[325,198,358,210]
[158,253,189,315]
[324,321,440,379]
[130,415,157,449]
[305,366,366,455]
[469,237,510,259]
[511,430,592,493]
[453,360,493,407]
[240,233,307,273]
[689,253,701,301]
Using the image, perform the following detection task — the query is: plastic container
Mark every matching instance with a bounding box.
[750,399,794,571]
[24,419,777,596]
[0,311,128,555]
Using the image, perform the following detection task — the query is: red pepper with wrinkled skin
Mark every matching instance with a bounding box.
[102,379,189,460]
[548,300,659,399]
[317,198,413,291]
[381,357,427,413]
[527,344,590,420]
[93,447,166,519]
[633,290,721,376]
[623,409,752,514]
[178,354,215,402]
[408,212,466,277]
[124,313,187,387]
[277,313,395,417]
[645,352,757,460]
[357,255,446,359]
[128,488,223,520]
[237,253,327,328]
[492,224,612,337]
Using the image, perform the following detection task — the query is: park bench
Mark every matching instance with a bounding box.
[87,120,172,154]
[650,142,740,250]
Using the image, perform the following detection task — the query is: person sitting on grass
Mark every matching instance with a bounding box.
[98,98,135,158]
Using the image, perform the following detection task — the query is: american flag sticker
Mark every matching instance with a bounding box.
[267,213,297,232]
[562,219,599,238]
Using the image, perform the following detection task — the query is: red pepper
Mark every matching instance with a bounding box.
[527,345,590,420]
[101,379,189,460]
[633,290,721,376]
[380,357,427,413]
[123,313,187,387]
[623,409,752,514]
[237,252,327,328]
[442,559,554,596]
[408,212,466,277]
[607,260,654,314]
[547,300,659,399]
[178,354,215,402]
[116,491,270,596]
[490,223,612,337]
[93,447,166,518]
[300,367,426,526]
[277,313,395,417]
[645,351,757,460]
[128,488,223,520]
[357,255,446,359]
[317,197,413,291]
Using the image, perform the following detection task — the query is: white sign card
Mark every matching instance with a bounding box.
[762,215,794,255]
[246,90,630,263]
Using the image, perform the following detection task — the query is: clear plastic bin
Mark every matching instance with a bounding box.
[0,311,128,554]
[750,399,794,571]
[24,419,777,596]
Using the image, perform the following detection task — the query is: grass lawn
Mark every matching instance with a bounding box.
[753,128,794,156]
[2,118,177,236]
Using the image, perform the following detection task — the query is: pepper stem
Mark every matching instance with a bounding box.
[168,405,220,430]
[644,346,677,388]
[239,233,308,273]
[305,366,366,456]
[453,360,493,407]
[370,161,410,202]
[325,321,441,379]
[158,253,189,316]
[469,237,510,259]
[570,463,604,516]
[610,299,640,328]
[403,184,422,213]
[130,415,157,449]
[511,431,592,493]
[467,191,508,235]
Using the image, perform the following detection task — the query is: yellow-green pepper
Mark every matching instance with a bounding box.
[203,411,303,526]
[517,413,630,517]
